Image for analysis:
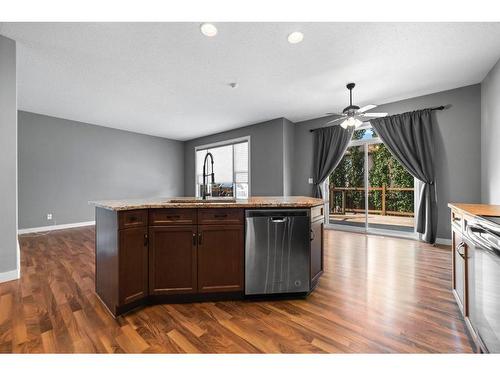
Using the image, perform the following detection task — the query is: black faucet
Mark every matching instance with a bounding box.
[202,152,215,200]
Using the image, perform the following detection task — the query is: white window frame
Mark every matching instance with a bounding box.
[194,136,251,198]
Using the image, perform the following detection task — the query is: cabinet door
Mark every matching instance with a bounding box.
[452,229,468,315]
[198,225,244,293]
[310,218,324,283]
[118,227,149,305]
[149,226,197,295]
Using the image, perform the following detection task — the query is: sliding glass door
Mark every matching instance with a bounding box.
[328,144,366,229]
[327,126,417,236]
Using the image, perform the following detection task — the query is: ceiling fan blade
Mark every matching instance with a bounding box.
[361,112,388,118]
[325,116,347,125]
[325,112,344,116]
[357,104,377,113]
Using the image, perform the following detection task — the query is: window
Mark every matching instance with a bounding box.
[195,137,250,199]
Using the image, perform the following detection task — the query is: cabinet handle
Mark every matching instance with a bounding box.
[193,232,197,246]
[198,233,202,245]
[310,229,315,241]
[457,242,466,259]
[167,215,181,219]
[214,214,228,218]
[144,233,148,246]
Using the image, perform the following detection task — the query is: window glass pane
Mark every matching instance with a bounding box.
[196,150,206,184]
[235,172,248,183]
[209,145,233,183]
[236,183,248,199]
[195,140,249,198]
[352,127,378,141]
[234,142,248,172]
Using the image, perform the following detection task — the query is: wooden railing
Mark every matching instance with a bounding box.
[329,185,414,217]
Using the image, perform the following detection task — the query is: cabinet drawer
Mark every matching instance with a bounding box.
[149,208,197,225]
[118,209,148,229]
[452,210,463,231]
[311,205,324,222]
[198,208,244,225]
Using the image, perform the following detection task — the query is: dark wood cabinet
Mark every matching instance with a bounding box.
[149,225,197,295]
[118,226,149,305]
[310,218,324,285]
[95,205,323,316]
[198,208,244,225]
[197,224,244,293]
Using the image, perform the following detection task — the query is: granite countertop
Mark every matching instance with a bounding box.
[90,196,325,211]
[448,203,500,217]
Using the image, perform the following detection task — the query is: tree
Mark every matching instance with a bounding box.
[368,143,414,213]
[329,128,414,216]
[329,130,365,212]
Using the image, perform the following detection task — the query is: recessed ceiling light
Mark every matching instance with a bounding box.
[287,31,304,44]
[200,23,218,37]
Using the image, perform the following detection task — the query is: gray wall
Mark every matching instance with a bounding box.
[0,35,18,274]
[481,58,500,204]
[184,118,290,197]
[293,84,482,239]
[283,118,295,196]
[18,111,184,229]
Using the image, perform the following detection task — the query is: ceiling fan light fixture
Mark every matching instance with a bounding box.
[200,23,218,37]
[346,117,356,126]
[341,117,363,129]
[287,31,304,44]
[322,83,384,131]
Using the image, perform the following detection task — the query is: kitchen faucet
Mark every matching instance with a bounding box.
[202,152,215,199]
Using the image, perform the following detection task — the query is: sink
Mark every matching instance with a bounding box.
[168,198,237,203]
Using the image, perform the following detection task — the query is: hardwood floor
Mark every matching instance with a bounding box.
[0,226,473,353]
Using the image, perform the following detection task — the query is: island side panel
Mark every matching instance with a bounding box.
[309,205,325,290]
[95,207,119,316]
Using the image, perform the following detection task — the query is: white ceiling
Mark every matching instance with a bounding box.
[1,22,500,140]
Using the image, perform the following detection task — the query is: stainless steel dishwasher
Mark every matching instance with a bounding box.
[245,209,310,295]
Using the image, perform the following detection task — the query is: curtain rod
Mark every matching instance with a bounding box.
[309,105,446,133]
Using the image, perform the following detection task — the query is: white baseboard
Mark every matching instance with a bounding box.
[0,237,21,284]
[0,268,19,283]
[436,237,452,246]
[17,220,95,234]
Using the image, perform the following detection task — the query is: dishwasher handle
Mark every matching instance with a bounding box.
[467,224,499,253]
[270,217,287,223]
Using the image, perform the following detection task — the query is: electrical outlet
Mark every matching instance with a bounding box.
[47,213,53,220]
[308,178,314,184]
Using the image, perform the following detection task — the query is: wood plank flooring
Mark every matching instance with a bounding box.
[0,226,473,353]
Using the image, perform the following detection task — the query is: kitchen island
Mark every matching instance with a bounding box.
[90,196,324,316]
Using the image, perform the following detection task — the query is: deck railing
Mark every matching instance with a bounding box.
[329,185,414,217]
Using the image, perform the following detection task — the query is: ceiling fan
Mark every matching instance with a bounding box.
[325,83,388,129]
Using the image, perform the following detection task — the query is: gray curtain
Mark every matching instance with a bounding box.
[313,125,354,198]
[370,109,437,244]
